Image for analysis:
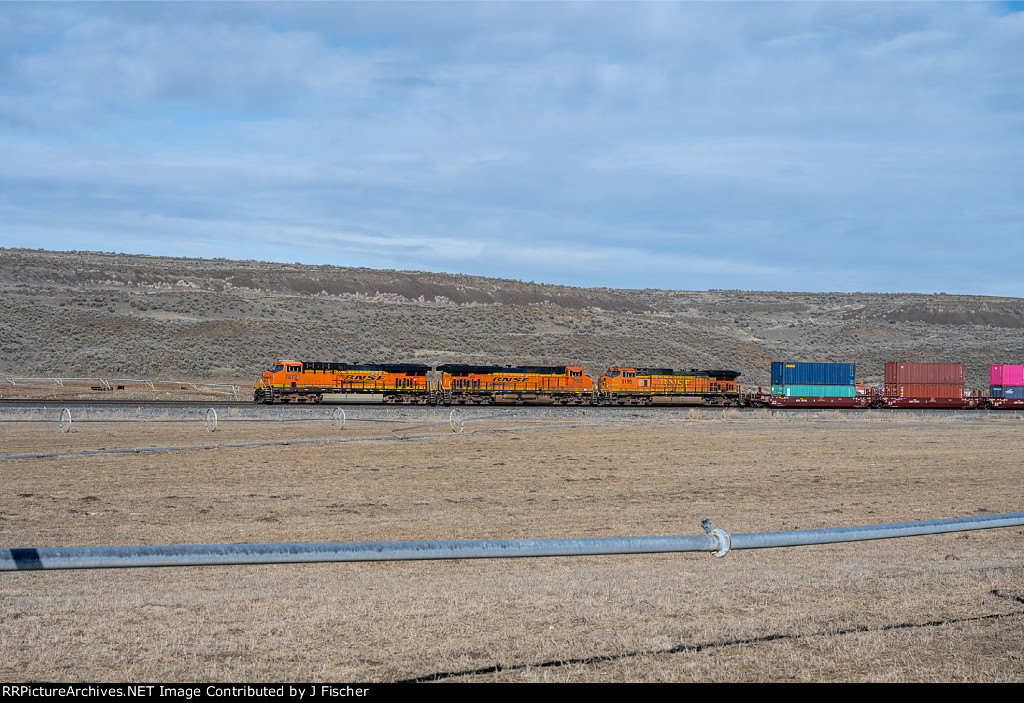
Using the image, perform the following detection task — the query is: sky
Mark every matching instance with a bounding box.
[1,1,1023,295]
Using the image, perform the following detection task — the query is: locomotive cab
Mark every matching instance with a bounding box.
[599,367,642,392]
[258,360,301,384]
[254,360,303,402]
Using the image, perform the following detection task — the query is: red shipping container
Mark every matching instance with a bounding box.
[884,362,964,385]
[884,383,964,399]
[990,364,1024,386]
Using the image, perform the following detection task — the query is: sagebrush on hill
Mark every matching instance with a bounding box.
[2,248,1022,389]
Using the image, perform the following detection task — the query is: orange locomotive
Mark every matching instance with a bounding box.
[254,360,434,404]
[436,364,594,405]
[598,367,742,406]
[253,360,742,405]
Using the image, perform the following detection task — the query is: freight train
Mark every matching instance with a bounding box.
[254,360,741,406]
[254,359,1024,409]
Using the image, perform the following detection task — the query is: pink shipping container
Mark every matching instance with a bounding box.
[884,383,964,399]
[990,364,1024,386]
[884,362,964,385]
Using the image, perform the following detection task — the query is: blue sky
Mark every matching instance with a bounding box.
[2,2,1023,295]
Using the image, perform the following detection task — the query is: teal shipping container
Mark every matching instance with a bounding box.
[771,362,856,386]
[770,385,857,397]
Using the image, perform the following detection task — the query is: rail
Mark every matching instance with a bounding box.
[3,512,1021,571]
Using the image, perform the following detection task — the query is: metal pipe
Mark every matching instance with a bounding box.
[0,422,623,461]
[728,512,1024,550]
[0,417,400,424]
[3,512,1021,571]
[2,377,240,390]
[1,535,720,570]
[392,412,518,433]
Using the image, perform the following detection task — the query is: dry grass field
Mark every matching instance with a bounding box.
[1,410,1023,682]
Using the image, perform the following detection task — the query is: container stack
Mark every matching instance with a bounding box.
[884,362,964,398]
[989,364,1024,398]
[770,362,857,397]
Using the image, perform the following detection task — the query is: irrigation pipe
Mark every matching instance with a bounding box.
[0,417,431,425]
[0,409,403,426]
[0,422,625,461]
[392,411,519,433]
[3,513,1021,571]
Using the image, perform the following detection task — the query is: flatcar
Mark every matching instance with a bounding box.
[436,364,594,405]
[254,360,433,404]
[598,367,742,406]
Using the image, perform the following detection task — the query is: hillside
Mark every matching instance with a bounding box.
[2,248,1022,391]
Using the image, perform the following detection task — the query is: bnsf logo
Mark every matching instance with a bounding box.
[494,376,529,383]
[341,374,384,381]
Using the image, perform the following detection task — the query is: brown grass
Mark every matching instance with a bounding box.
[1,414,1023,682]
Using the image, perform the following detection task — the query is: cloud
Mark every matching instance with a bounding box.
[1,2,1023,295]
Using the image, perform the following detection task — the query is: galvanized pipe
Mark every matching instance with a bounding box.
[0,535,718,570]
[0,423,622,461]
[2,377,240,390]
[393,412,519,433]
[728,511,1024,551]
[2,512,1021,571]
[0,417,395,424]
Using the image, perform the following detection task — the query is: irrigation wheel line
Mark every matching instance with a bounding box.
[0,422,628,461]
[450,409,464,434]
[392,411,518,434]
[0,409,388,430]
[3,512,1022,571]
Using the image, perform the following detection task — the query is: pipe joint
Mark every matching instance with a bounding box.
[711,528,731,558]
